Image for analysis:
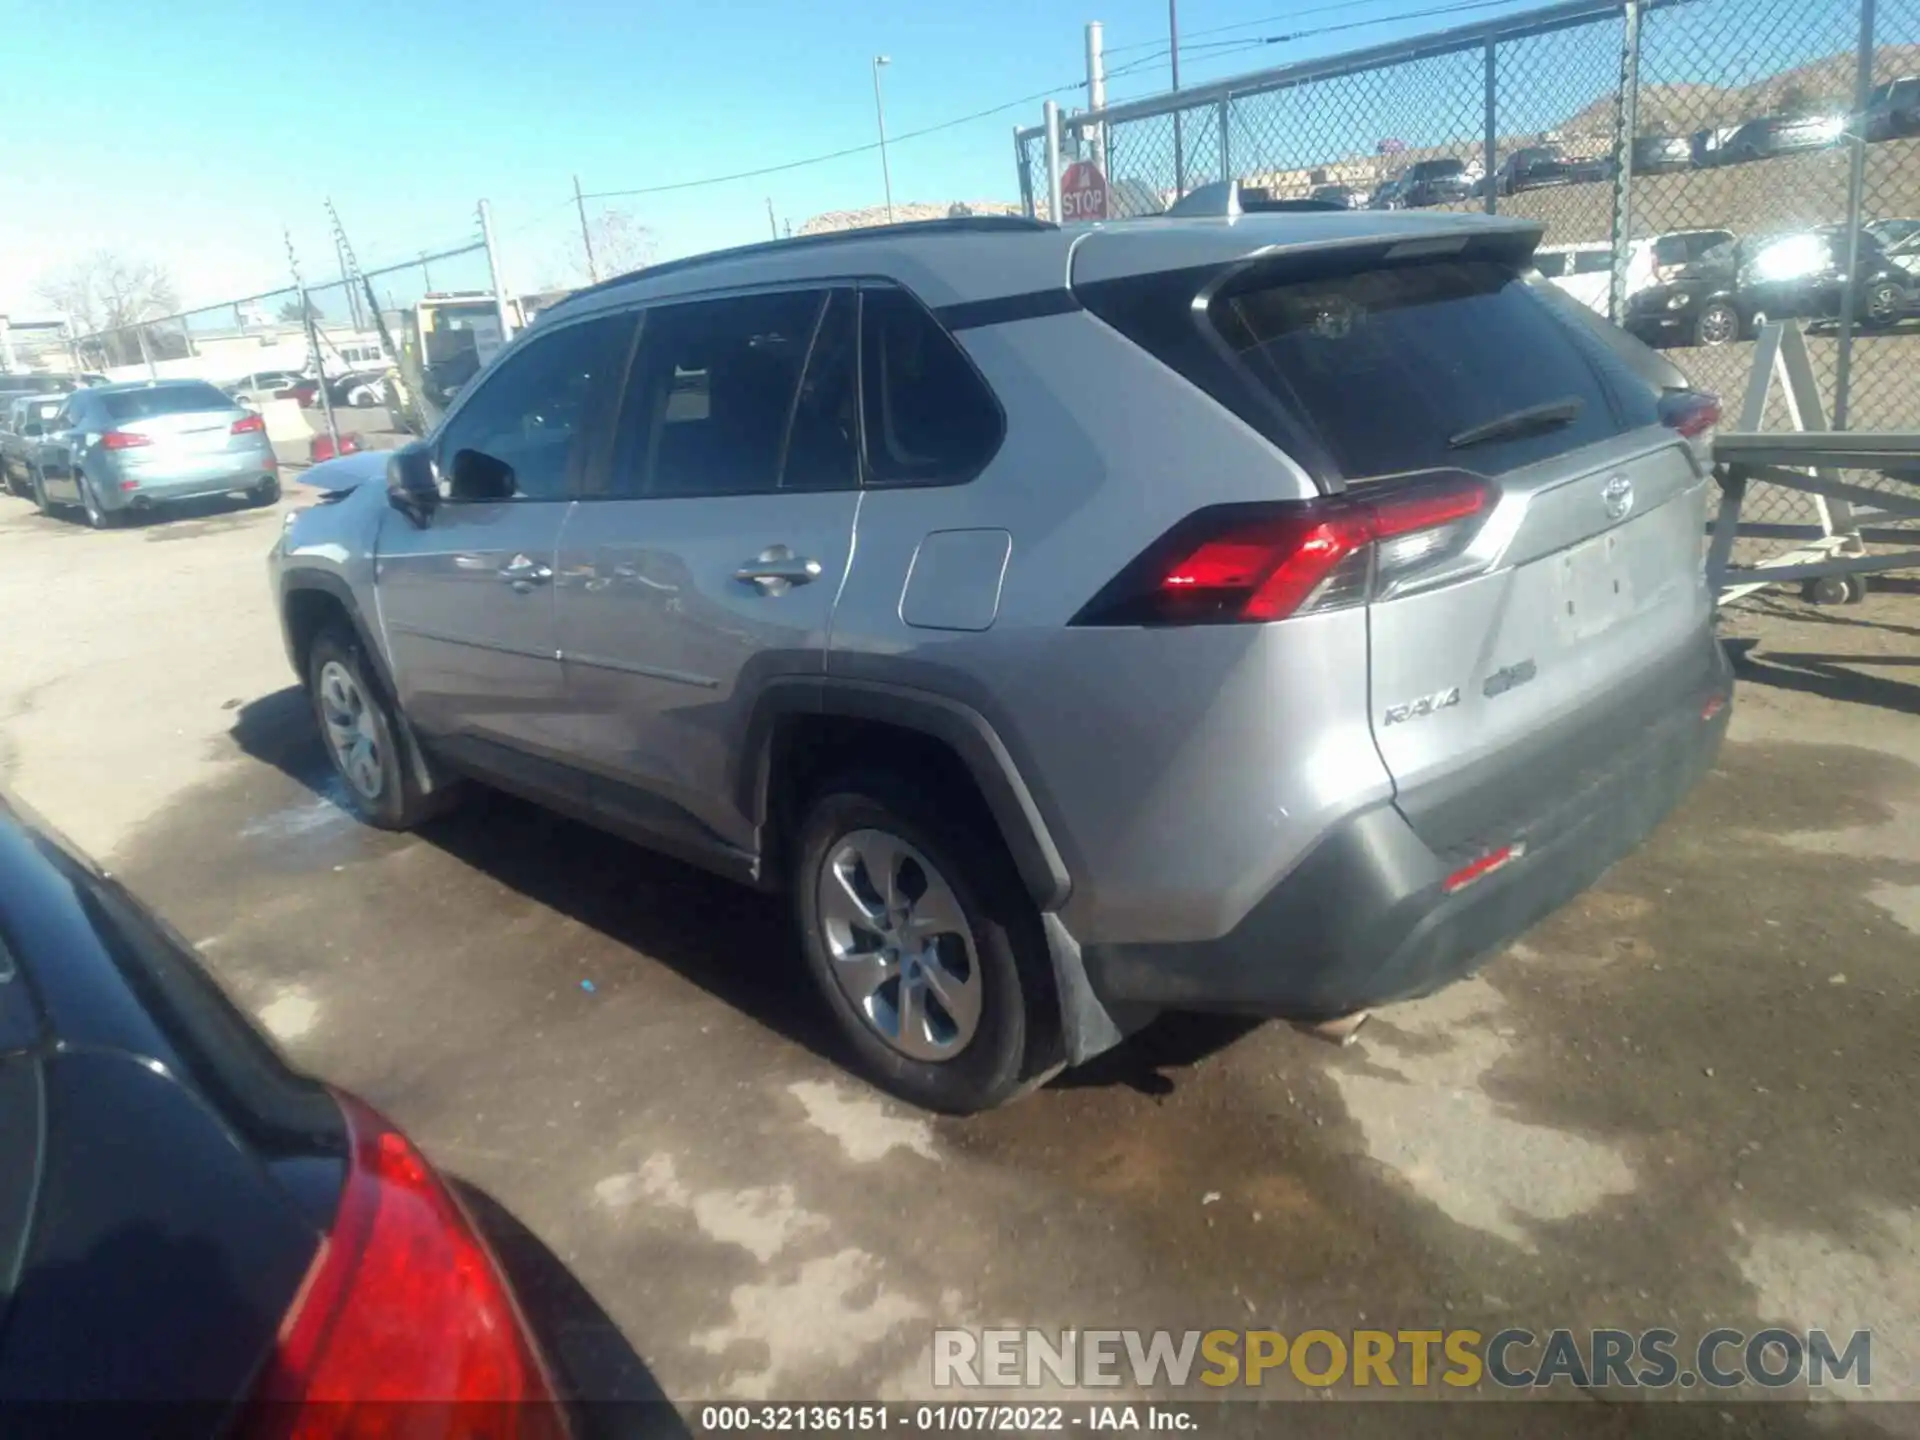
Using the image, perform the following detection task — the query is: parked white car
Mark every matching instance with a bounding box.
[1534,230,1736,314]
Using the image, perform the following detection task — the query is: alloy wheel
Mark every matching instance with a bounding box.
[318,660,384,802]
[1698,304,1738,346]
[816,828,983,1062]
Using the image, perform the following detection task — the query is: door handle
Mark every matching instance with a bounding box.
[499,555,554,592]
[734,545,822,592]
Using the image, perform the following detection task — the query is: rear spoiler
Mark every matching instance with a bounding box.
[1164,180,1348,218]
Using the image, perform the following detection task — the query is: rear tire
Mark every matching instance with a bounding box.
[251,475,282,507]
[1861,280,1904,330]
[307,626,455,830]
[793,770,1054,1114]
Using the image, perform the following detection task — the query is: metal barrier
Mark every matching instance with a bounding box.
[1016,0,1920,513]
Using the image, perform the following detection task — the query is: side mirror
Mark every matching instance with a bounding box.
[447,447,517,502]
[387,442,440,527]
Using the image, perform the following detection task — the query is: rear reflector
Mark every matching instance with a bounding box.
[1072,473,1493,627]
[100,430,151,450]
[1701,694,1726,721]
[1658,389,1721,439]
[232,414,267,435]
[242,1092,567,1438]
[1443,842,1524,894]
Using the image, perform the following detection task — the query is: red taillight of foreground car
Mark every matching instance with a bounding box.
[1072,474,1493,627]
[242,1092,568,1439]
[232,414,267,436]
[1658,389,1722,439]
[100,430,151,450]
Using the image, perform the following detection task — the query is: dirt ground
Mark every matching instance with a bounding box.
[3,479,1918,1437]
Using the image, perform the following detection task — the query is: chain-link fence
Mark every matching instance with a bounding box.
[1018,0,1920,553]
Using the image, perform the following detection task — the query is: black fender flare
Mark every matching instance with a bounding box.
[278,569,445,798]
[741,676,1070,913]
[742,678,1139,1065]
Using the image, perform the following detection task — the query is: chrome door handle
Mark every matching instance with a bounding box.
[734,546,822,592]
[499,555,554,592]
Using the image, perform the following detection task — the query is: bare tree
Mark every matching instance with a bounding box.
[543,209,657,289]
[277,295,324,323]
[37,250,180,366]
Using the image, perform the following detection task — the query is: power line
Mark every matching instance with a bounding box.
[583,75,1091,201]
[1106,0,1531,57]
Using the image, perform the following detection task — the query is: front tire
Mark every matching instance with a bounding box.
[307,627,452,829]
[794,771,1054,1114]
[1695,299,1741,347]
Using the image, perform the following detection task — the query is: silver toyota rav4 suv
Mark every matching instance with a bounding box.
[271,212,1731,1113]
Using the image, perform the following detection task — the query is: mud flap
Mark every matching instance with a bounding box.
[1042,912,1157,1065]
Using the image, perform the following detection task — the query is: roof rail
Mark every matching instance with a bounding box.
[557,214,1058,307]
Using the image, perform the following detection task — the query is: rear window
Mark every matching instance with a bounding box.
[859,287,1003,485]
[100,384,233,421]
[1209,258,1660,481]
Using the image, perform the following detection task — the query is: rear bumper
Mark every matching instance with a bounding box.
[1080,627,1733,1019]
[103,453,276,509]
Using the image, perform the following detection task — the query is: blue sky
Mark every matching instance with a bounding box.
[0,0,1892,319]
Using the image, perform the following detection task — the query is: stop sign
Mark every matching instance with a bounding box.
[1059,160,1109,222]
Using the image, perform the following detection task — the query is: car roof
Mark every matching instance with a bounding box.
[546,209,1543,318]
[89,378,223,394]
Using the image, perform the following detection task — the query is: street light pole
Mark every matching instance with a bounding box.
[872,55,896,224]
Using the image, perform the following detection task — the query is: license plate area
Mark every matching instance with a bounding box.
[1554,529,1633,642]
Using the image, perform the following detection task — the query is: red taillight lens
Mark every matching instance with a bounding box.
[243,1093,567,1439]
[1658,389,1721,439]
[100,430,151,450]
[232,414,267,435]
[1073,474,1492,627]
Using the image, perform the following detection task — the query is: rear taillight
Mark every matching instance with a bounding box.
[1072,474,1493,627]
[100,430,151,450]
[242,1092,567,1439]
[1658,389,1721,439]
[232,414,266,435]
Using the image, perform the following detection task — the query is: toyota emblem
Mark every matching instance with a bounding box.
[1602,474,1634,521]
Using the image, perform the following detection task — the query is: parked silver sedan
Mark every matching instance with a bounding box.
[1,395,66,497]
[28,380,280,528]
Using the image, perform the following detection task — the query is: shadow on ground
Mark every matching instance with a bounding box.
[228,687,848,1075]
[457,1183,691,1435]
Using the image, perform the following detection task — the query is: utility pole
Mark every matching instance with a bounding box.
[1086,21,1107,177]
[333,230,363,331]
[573,174,599,283]
[1170,0,1186,197]
[477,199,514,350]
[872,55,896,223]
[286,228,339,452]
[766,197,779,240]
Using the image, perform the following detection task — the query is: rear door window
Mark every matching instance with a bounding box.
[858,287,1003,485]
[1209,258,1660,481]
[610,289,823,498]
[99,384,233,421]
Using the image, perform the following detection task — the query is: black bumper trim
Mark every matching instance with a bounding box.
[1081,634,1733,1020]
